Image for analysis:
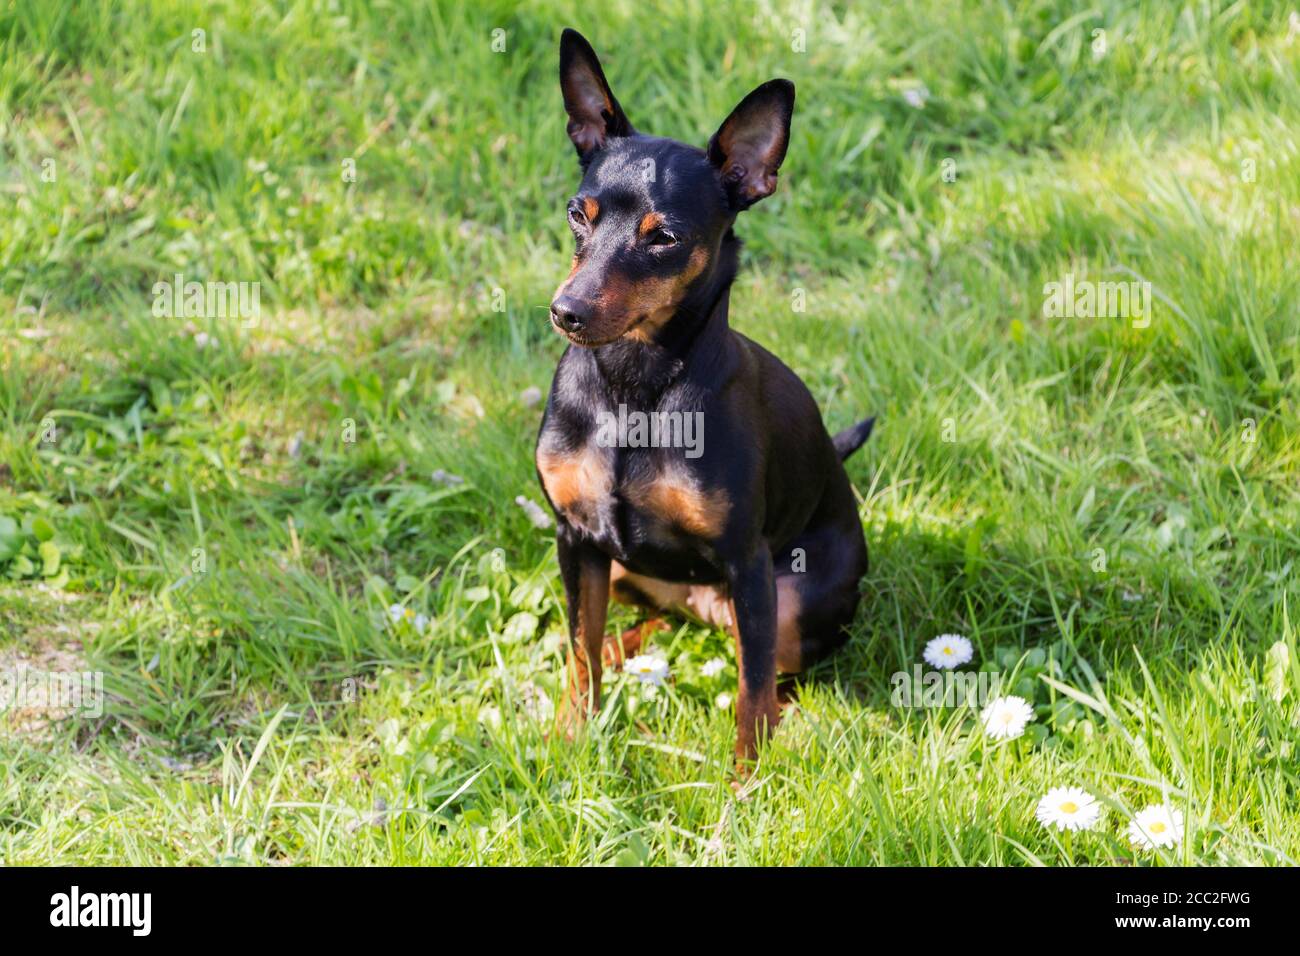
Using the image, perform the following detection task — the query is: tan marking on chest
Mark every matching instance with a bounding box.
[627,471,731,539]
[537,445,612,519]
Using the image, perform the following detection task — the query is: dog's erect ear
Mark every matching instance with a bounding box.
[560,28,634,163]
[706,79,795,210]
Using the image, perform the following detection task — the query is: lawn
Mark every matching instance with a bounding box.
[2,0,1299,865]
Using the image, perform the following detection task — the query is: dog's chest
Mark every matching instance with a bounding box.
[535,439,730,555]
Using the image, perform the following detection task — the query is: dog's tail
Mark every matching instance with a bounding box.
[832,416,876,461]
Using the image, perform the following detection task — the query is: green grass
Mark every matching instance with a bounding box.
[3,0,1300,865]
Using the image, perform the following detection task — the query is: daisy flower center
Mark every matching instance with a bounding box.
[1150,822,1167,833]
[1000,712,1014,723]
[1060,801,1078,814]
[942,647,953,654]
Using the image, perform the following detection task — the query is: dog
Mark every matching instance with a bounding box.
[535,28,874,765]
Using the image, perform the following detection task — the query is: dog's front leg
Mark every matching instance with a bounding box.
[727,544,780,766]
[553,521,611,736]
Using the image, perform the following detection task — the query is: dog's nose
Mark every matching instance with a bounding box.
[550,294,592,334]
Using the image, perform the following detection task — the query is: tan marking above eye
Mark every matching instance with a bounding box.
[582,196,600,222]
[638,212,664,237]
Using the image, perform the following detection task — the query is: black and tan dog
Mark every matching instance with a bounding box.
[536,28,873,764]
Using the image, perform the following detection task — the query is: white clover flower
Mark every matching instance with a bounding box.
[923,633,973,669]
[1035,787,1103,832]
[624,654,670,687]
[701,657,726,678]
[1127,804,1184,850]
[515,495,552,529]
[902,84,930,109]
[980,695,1035,739]
[431,469,464,486]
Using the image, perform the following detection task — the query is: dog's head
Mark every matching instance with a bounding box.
[550,28,795,347]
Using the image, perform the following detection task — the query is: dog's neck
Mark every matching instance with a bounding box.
[588,230,740,406]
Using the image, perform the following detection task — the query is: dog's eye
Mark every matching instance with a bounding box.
[567,205,587,227]
[648,229,678,248]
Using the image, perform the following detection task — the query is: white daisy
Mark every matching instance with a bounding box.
[1035,787,1103,832]
[980,695,1035,739]
[1127,804,1184,850]
[701,657,726,678]
[923,633,973,669]
[624,654,670,687]
[387,604,405,623]
[714,692,733,710]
